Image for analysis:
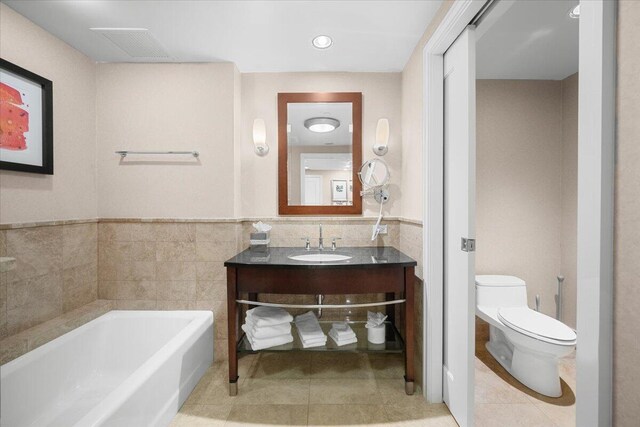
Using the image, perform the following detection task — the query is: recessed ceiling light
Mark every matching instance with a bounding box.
[568,4,580,18]
[312,35,333,49]
[305,117,340,133]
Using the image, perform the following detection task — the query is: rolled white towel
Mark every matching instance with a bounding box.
[294,311,326,341]
[243,320,292,339]
[245,330,293,351]
[246,306,293,327]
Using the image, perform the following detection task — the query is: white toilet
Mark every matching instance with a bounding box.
[475,275,577,397]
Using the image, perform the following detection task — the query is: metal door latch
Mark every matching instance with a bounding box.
[461,238,476,252]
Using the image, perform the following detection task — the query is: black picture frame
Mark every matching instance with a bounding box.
[0,58,53,175]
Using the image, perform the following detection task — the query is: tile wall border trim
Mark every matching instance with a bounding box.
[1,216,423,230]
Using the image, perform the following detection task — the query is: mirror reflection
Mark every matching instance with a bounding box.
[287,102,353,206]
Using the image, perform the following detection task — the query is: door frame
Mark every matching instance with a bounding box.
[422,1,615,425]
[422,0,486,404]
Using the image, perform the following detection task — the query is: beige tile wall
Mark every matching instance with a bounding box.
[1,218,423,382]
[0,222,98,339]
[97,221,239,359]
[96,218,417,363]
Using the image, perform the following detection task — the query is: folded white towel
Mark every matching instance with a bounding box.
[246,306,293,327]
[301,336,327,349]
[242,321,292,339]
[330,322,356,340]
[329,329,358,346]
[245,330,293,351]
[294,311,326,341]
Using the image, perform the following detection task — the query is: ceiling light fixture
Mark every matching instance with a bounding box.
[568,4,580,18]
[305,117,340,133]
[312,35,333,49]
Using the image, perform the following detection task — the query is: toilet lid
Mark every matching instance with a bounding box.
[498,307,577,343]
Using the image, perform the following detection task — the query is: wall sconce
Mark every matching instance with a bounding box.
[253,118,269,156]
[373,118,389,156]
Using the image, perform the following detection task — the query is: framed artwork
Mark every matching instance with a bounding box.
[1,58,53,174]
[331,179,348,202]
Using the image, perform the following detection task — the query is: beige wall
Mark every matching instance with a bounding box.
[96,63,239,219]
[614,1,640,425]
[476,80,567,320]
[240,72,402,218]
[0,4,97,224]
[400,1,455,222]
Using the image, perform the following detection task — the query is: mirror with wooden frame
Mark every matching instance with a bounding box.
[278,92,362,215]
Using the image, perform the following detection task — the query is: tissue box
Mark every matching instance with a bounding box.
[250,232,269,241]
[250,231,270,248]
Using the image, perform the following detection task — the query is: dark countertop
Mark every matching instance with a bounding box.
[224,246,417,269]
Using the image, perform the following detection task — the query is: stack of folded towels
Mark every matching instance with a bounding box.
[242,306,293,350]
[294,311,327,348]
[328,321,358,346]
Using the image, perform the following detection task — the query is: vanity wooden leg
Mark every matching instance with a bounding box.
[227,267,239,396]
[404,266,415,395]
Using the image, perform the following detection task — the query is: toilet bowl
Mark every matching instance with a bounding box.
[475,275,576,397]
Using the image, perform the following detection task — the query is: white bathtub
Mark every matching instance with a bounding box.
[1,310,213,427]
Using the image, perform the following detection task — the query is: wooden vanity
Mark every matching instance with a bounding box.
[224,246,417,396]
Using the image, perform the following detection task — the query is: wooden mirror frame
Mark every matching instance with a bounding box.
[278,92,363,215]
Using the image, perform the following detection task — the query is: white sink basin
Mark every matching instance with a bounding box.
[288,253,352,262]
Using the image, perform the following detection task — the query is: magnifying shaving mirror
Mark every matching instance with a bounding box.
[358,158,390,194]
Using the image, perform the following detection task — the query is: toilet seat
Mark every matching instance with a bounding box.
[498,307,577,345]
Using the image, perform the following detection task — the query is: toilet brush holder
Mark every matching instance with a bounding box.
[367,324,385,344]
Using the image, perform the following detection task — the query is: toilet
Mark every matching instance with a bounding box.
[475,275,577,397]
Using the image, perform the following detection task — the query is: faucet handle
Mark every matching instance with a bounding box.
[331,237,342,251]
[301,237,311,250]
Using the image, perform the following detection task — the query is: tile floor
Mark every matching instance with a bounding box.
[170,352,457,426]
[171,330,575,426]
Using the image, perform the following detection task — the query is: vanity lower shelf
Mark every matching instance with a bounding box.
[237,321,404,354]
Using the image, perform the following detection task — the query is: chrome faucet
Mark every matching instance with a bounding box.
[318,224,324,250]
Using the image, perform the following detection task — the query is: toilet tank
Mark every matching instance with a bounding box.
[475,275,528,308]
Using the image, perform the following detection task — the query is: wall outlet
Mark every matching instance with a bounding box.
[374,224,388,235]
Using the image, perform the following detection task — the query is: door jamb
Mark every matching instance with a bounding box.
[575,1,615,425]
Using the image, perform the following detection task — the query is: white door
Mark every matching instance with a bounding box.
[442,26,476,427]
[304,175,322,205]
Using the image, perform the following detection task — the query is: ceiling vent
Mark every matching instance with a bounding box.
[90,28,170,59]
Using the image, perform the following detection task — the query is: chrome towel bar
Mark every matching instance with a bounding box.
[235,299,406,309]
[116,150,199,158]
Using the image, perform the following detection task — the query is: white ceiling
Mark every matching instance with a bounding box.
[476,0,579,80]
[288,103,352,147]
[2,0,444,72]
